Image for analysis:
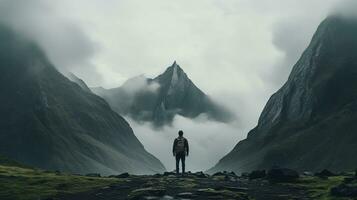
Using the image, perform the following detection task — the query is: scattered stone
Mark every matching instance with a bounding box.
[248,170,266,180]
[152,173,161,178]
[177,192,195,198]
[315,169,336,177]
[338,172,350,176]
[161,195,174,200]
[85,173,101,177]
[229,171,237,177]
[302,171,313,176]
[194,171,208,178]
[128,187,166,200]
[196,188,217,196]
[241,172,249,178]
[143,196,160,200]
[163,172,176,176]
[215,186,249,192]
[331,183,357,197]
[212,172,226,176]
[267,168,299,182]
[343,177,355,184]
[116,172,130,178]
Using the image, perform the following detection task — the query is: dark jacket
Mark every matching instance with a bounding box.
[173,136,189,155]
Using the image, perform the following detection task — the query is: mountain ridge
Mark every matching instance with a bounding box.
[0,24,165,175]
[209,15,357,173]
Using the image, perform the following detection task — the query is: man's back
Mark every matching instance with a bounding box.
[173,136,189,155]
[173,131,189,174]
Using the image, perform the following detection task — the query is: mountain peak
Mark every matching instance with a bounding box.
[170,60,183,72]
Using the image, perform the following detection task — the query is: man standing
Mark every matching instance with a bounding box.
[172,130,189,175]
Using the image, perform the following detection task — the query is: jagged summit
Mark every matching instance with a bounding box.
[93,62,234,127]
[158,61,186,80]
[154,61,194,98]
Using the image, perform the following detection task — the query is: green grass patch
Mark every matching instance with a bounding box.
[0,165,120,200]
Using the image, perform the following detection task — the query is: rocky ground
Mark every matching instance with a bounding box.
[56,171,312,200]
[2,163,357,200]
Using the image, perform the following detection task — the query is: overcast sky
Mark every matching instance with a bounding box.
[1,0,353,171]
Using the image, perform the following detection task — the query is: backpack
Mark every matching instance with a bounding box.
[175,137,185,153]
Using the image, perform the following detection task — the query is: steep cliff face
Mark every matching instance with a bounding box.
[210,16,357,173]
[93,62,233,127]
[66,72,92,93]
[0,25,165,175]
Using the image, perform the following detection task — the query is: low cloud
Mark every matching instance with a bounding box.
[333,0,357,18]
[121,75,160,94]
[0,0,100,85]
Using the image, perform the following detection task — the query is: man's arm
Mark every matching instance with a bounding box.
[172,139,177,156]
[185,139,189,156]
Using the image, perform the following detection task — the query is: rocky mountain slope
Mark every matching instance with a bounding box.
[66,72,92,93]
[0,25,165,175]
[210,15,357,173]
[93,61,233,127]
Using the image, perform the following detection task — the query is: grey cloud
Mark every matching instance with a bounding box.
[0,0,100,85]
[333,0,357,18]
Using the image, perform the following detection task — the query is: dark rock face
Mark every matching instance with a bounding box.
[314,169,336,178]
[248,170,266,180]
[66,72,92,93]
[92,61,234,127]
[209,16,357,173]
[0,25,165,175]
[331,183,357,197]
[267,168,299,183]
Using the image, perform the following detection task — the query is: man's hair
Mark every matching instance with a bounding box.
[178,130,183,136]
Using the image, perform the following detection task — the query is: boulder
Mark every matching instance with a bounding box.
[248,170,266,180]
[194,171,208,178]
[302,171,314,176]
[116,172,130,178]
[212,172,226,176]
[128,187,166,200]
[163,172,176,176]
[343,177,355,184]
[331,183,357,197]
[241,172,249,178]
[229,171,237,177]
[267,168,299,182]
[315,169,336,177]
[85,173,101,177]
[176,192,196,198]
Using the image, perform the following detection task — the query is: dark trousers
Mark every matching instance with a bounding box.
[175,152,186,174]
